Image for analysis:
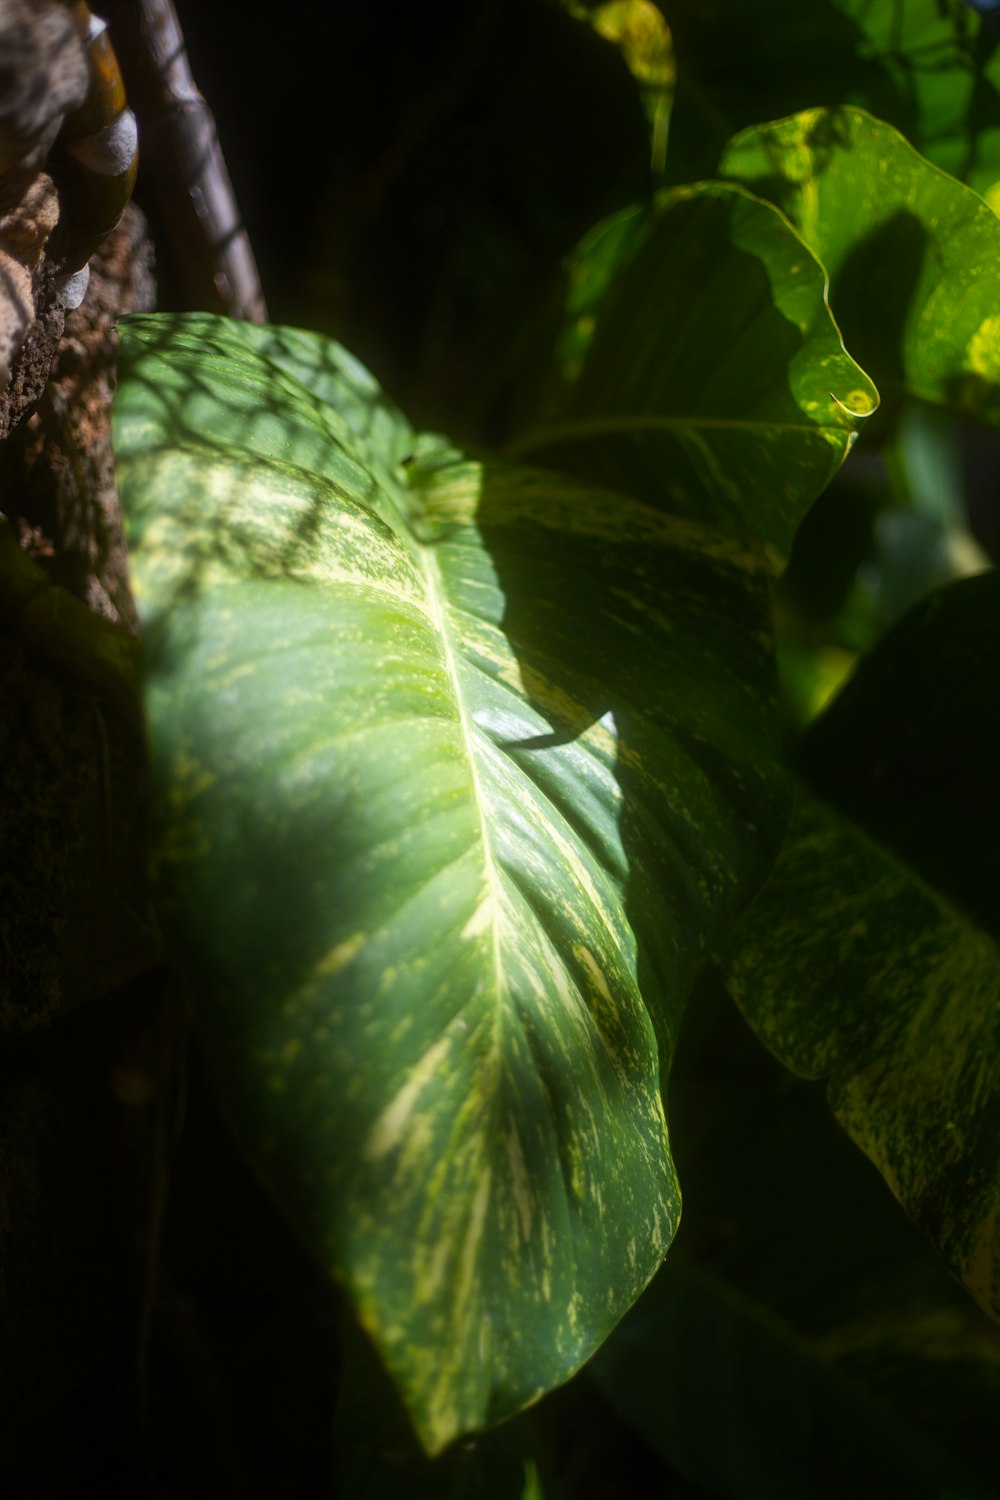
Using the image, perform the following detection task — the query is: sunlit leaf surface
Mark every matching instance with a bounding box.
[114,313,791,1450]
[721,107,1000,422]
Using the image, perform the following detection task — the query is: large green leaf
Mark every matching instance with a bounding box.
[114,312,790,1451]
[720,107,1000,423]
[725,573,1000,1321]
[508,182,877,567]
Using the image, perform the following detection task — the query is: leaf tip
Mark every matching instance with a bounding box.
[829,387,879,420]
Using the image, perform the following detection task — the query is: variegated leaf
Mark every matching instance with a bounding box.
[509,182,877,566]
[114,311,791,1450]
[726,574,1000,1322]
[720,107,1000,422]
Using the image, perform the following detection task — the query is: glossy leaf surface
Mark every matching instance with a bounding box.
[726,574,1000,1321]
[721,107,1000,422]
[114,312,791,1450]
[509,183,876,567]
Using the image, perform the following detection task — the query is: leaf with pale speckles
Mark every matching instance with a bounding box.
[508,182,877,567]
[726,573,1000,1323]
[114,306,792,1452]
[720,107,1000,424]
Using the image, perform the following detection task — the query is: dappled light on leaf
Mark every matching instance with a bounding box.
[113,312,790,1451]
[721,107,1000,424]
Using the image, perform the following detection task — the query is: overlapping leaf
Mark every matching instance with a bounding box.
[509,182,877,566]
[720,107,1000,423]
[114,310,794,1450]
[725,573,1000,1321]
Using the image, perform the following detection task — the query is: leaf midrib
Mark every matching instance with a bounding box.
[418,535,506,1071]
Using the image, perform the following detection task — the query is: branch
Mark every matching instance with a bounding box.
[137,0,267,322]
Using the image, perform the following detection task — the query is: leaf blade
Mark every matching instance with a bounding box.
[115,314,791,1449]
[511,183,877,565]
[720,106,1000,423]
[726,573,1000,1321]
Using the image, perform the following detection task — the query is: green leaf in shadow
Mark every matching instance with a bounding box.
[509,183,877,568]
[725,572,1000,1323]
[666,973,1000,1498]
[589,1253,993,1500]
